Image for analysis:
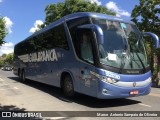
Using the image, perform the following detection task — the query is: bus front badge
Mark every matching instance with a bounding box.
[133,82,136,87]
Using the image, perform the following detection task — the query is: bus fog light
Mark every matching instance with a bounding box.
[107,78,112,83]
[102,89,107,94]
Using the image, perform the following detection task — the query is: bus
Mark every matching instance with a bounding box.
[13,12,159,99]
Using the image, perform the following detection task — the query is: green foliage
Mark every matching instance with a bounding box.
[0,17,7,45]
[0,59,5,67]
[0,53,13,66]
[44,0,116,25]
[2,53,7,58]
[131,0,160,36]
[5,53,13,65]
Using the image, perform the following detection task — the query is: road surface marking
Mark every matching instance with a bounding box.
[0,84,8,86]
[14,87,19,89]
[149,93,160,97]
[0,87,19,90]
[138,103,151,107]
[0,78,4,81]
[0,86,17,90]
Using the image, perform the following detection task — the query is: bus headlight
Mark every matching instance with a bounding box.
[101,77,118,84]
[146,77,151,82]
[90,71,118,84]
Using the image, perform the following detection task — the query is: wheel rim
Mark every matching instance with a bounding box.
[64,76,74,96]
[65,79,72,93]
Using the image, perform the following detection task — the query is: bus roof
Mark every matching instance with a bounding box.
[46,12,134,30]
[16,12,134,46]
[65,12,132,23]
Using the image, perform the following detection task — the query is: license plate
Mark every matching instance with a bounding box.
[130,90,139,95]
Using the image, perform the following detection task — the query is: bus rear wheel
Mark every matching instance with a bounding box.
[62,75,75,97]
[21,70,26,82]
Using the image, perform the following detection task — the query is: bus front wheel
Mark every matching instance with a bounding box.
[62,75,75,97]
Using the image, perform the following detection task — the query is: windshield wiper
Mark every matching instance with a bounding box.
[134,34,146,73]
[118,45,129,74]
[118,36,130,74]
[134,48,146,73]
[130,44,146,73]
[118,52,127,74]
[119,44,146,74]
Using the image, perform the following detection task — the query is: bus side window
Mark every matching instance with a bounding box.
[79,31,94,64]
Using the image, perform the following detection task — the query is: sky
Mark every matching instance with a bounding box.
[0,0,140,56]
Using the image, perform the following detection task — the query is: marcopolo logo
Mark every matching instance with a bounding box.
[133,82,136,87]
[18,49,58,63]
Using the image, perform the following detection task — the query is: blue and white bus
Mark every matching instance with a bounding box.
[13,12,159,99]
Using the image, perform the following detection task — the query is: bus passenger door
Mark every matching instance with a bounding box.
[77,30,97,97]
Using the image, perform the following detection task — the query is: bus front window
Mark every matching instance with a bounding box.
[92,18,149,70]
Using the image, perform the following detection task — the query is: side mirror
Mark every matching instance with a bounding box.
[143,32,159,48]
[77,24,104,44]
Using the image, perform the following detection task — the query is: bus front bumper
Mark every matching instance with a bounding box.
[97,80,152,99]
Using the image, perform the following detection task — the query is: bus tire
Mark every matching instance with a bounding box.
[18,69,21,80]
[62,75,75,97]
[21,70,26,82]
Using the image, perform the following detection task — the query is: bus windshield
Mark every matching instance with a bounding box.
[92,18,149,70]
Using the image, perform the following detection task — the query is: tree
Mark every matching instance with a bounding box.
[2,53,7,58]
[0,53,13,66]
[44,0,116,25]
[0,17,7,45]
[5,53,13,65]
[131,0,159,36]
[0,54,7,66]
[131,0,160,85]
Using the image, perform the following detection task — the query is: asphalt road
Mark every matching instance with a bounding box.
[0,69,160,120]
